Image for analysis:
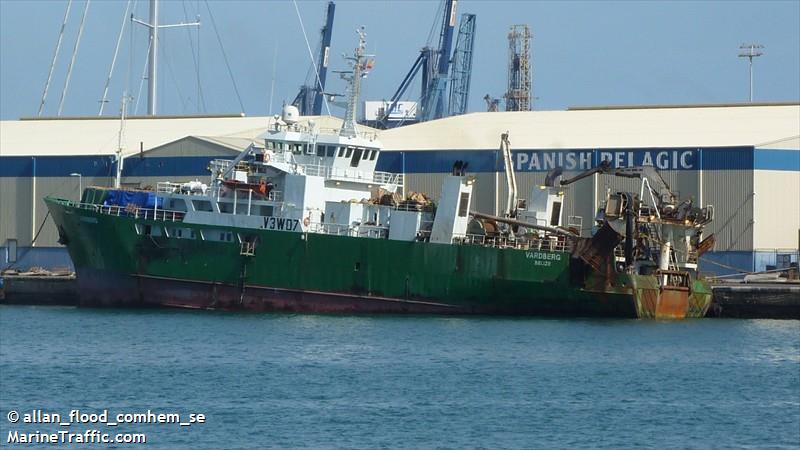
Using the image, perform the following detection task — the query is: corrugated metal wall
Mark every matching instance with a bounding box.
[753,170,800,250]
[701,170,754,251]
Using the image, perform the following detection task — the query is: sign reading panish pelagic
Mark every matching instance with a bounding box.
[512,149,697,172]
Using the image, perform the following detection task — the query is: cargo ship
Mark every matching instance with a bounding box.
[44,30,715,318]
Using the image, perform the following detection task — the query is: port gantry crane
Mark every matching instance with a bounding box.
[378,0,476,127]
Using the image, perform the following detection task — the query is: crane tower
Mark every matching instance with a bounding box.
[505,25,532,112]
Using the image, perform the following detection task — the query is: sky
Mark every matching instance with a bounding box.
[0,0,798,120]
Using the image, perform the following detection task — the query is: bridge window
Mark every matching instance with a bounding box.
[350,148,363,167]
[338,147,345,157]
[369,149,378,161]
[345,146,354,158]
[168,198,187,211]
[327,146,336,157]
[316,145,326,157]
[193,200,213,212]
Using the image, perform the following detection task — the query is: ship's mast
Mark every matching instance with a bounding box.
[147,0,158,116]
[339,27,368,138]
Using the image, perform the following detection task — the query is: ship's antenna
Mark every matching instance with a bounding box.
[115,93,132,188]
[339,27,369,138]
[269,42,278,115]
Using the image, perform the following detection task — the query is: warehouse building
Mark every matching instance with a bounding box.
[1,103,798,276]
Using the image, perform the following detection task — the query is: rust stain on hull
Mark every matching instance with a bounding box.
[655,288,690,319]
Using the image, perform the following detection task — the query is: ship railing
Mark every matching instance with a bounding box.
[356,225,389,239]
[209,159,233,175]
[78,201,186,223]
[296,163,404,186]
[157,182,183,193]
[307,222,389,239]
[460,233,571,252]
[309,222,350,236]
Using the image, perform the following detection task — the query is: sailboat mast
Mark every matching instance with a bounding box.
[147,0,159,116]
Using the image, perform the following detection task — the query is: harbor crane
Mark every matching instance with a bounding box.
[378,0,476,127]
[292,1,336,116]
[448,13,476,117]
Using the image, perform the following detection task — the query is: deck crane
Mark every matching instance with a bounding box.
[500,132,518,218]
[378,0,461,127]
[292,1,336,116]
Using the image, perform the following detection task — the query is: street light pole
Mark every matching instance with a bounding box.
[738,43,764,102]
[70,173,82,202]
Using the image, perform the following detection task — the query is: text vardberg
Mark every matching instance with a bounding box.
[525,251,563,267]
[263,216,300,231]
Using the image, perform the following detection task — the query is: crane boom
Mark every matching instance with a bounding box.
[448,13,476,116]
[500,132,518,217]
[548,161,676,206]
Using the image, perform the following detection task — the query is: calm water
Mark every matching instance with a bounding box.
[1,306,798,449]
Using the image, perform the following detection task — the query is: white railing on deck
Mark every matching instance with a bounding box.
[299,163,403,186]
[67,200,186,223]
[459,233,571,252]
[307,222,389,239]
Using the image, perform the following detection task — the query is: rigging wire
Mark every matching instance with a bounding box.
[203,0,245,113]
[127,0,137,103]
[181,0,205,113]
[38,0,73,117]
[133,37,153,115]
[161,36,189,112]
[99,0,133,116]
[57,0,91,116]
[291,0,331,116]
[425,0,445,47]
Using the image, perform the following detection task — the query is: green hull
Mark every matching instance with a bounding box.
[45,197,711,318]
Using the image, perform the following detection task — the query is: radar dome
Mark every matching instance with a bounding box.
[282,105,300,124]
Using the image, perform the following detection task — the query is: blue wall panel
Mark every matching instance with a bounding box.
[3,146,799,178]
[699,251,754,276]
[753,149,800,171]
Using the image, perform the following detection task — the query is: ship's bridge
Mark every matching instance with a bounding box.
[259,118,391,186]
